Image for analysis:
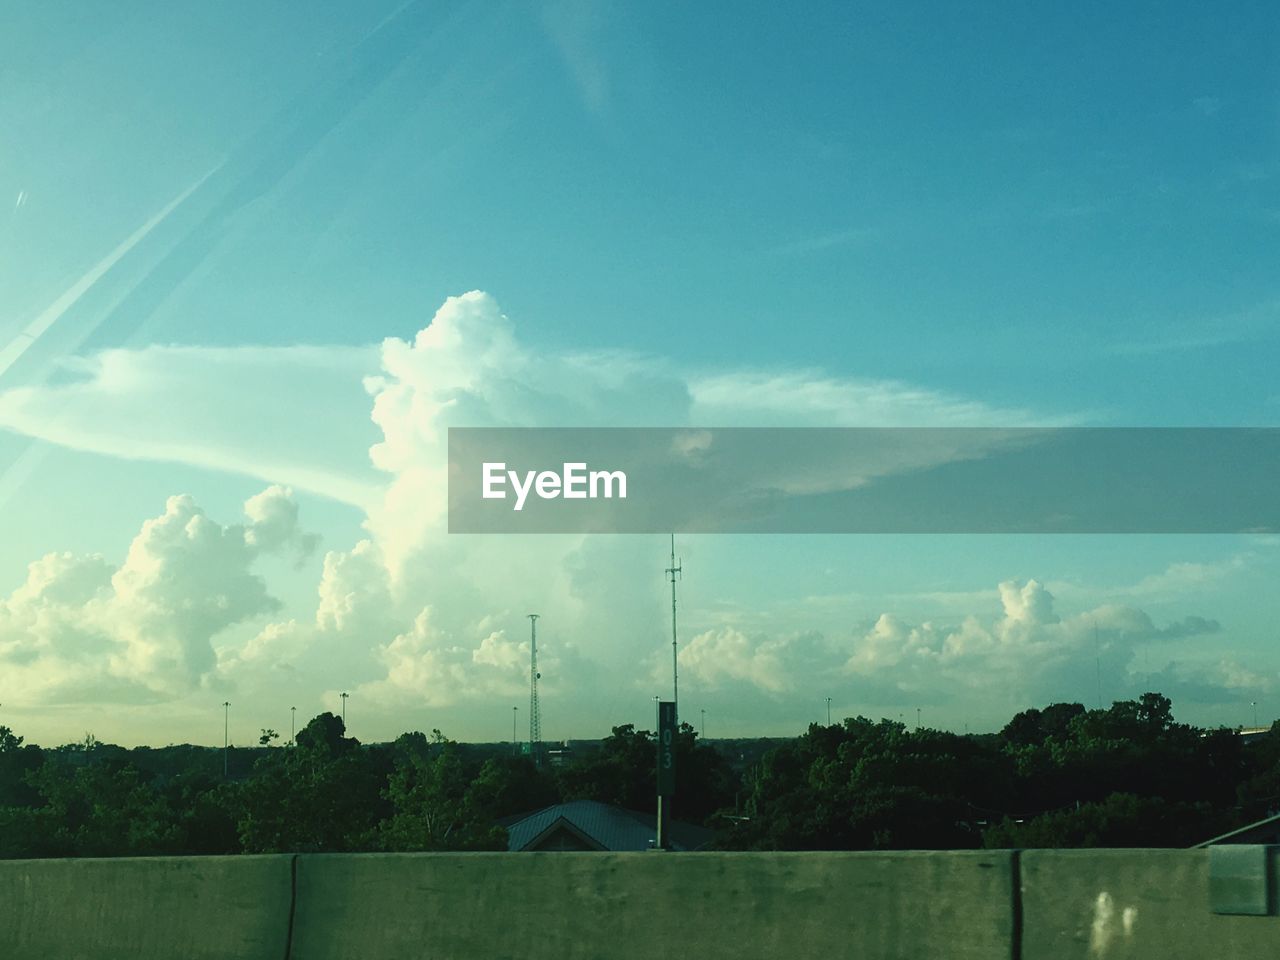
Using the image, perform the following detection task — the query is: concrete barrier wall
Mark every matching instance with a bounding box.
[2,849,1278,959]
[0,855,293,960]
[289,851,1013,960]
[1022,848,1280,960]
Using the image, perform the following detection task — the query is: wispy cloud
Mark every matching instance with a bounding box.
[542,0,612,113]
[0,344,385,510]
[1191,95,1222,117]
[765,226,880,258]
[1107,297,1280,355]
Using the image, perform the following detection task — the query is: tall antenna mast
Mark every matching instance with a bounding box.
[528,614,542,766]
[665,534,682,722]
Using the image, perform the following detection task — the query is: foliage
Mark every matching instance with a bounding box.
[2,694,1280,858]
[233,713,390,853]
[555,722,735,825]
[375,731,507,851]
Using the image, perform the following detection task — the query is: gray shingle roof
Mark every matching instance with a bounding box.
[502,799,714,852]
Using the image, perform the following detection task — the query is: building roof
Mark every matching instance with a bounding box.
[502,799,715,852]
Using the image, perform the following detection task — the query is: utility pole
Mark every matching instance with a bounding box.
[825,697,832,725]
[1094,623,1103,709]
[665,534,682,723]
[528,614,541,767]
[222,701,230,778]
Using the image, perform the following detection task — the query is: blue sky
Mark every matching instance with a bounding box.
[0,2,1276,746]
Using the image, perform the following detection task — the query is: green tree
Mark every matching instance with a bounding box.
[19,758,183,857]
[376,731,506,851]
[234,713,389,853]
[0,725,44,808]
[556,723,735,825]
[725,718,1014,850]
[984,793,1233,848]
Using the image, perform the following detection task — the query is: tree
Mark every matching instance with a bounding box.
[556,723,735,825]
[259,729,280,747]
[233,713,389,853]
[983,793,1233,848]
[724,718,1015,850]
[377,731,506,851]
[18,758,183,857]
[0,725,44,808]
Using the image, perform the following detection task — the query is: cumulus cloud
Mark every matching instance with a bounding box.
[842,579,1244,708]
[677,626,804,694]
[1,290,1046,575]
[0,486,313,705]
[354,609,537,707]
[3,290,1261,737]
[651,578,1257,719]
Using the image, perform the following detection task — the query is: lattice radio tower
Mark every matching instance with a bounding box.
[528,613,542,765]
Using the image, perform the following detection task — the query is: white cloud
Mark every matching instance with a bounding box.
[0,344,384,509]
[842,579,1248,708]
[0,487,313,705]
[9,290,1264,738]
[634,578,1259,717]
[678,626,796,694]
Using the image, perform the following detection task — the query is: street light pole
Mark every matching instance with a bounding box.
[340,692,349,729]
[513,706,519,756]
[700,708,706,739]
[222,701,230,778]
[825,697,832,725]
[290,706,296,745]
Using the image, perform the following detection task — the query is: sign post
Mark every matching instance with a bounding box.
[656,700,675,849]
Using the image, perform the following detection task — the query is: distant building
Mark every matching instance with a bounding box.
[501,799,715,852]
[545,742,574,767]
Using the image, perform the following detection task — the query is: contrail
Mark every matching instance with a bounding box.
[0,0,432,507]
[0,171,214,382]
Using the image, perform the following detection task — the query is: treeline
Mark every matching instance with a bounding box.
[1,693,1278,858]
[0,714,735,858]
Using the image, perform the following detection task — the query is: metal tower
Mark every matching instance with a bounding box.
[665,534,682,723]
[528,614,542,765]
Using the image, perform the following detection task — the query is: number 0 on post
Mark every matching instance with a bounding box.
[657,700,676,797]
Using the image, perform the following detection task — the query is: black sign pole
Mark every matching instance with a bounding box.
[657,700,675,849]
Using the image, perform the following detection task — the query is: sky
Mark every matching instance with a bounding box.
[0,1,1277,747]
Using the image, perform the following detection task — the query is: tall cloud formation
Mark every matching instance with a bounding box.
[0,291,1269,739]
[0,486,314,705]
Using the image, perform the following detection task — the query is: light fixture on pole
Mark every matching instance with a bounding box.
[222,701,231,778]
